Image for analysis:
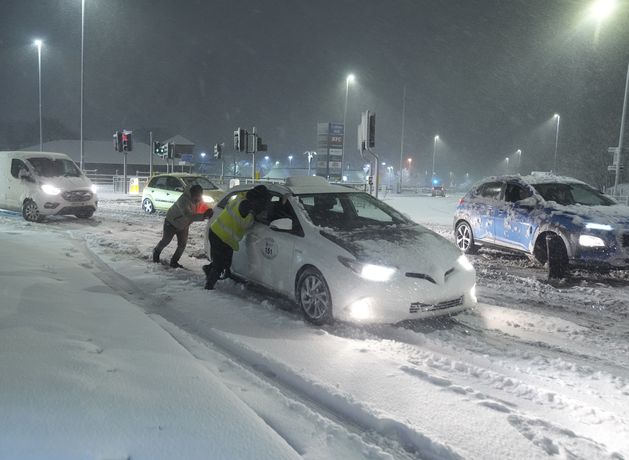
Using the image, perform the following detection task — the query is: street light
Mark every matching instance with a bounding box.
[288,155,293,167]
[515,149,522,174]
[589,0,616,21]
[304,151,317,175]
[275,161,280,166]
[33,39,43,152]
[264,155,270,161]
[341,73,355,172]
[553,114,560,173]
[432,135,440,177]
[505,156,510,173]
[200,152,206,158]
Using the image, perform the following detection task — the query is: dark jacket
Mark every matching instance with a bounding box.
[166,186,209,230]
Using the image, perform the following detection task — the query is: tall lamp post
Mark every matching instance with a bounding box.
[341,74,355,173]
[505,157,510,173]
[304,151,317,175]
[80,0,85,170]
[515,149,522,174]
[432,135,440,177]
[34,39,43,152]
[553,114,560,173]
[288,155,293,168]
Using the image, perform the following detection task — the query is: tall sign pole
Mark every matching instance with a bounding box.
[399,85,406,193]
[613,63,629,196]
[149,131,153,176]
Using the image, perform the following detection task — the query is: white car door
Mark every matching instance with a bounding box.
[243,196,298,295]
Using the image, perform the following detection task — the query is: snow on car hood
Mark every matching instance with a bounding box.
[546,202,629,228]
[321,225,462,276]
[38,175,92,190]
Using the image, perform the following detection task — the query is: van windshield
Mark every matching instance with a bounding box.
[27,158,82,178]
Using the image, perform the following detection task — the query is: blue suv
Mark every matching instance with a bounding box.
[454,174,629,277]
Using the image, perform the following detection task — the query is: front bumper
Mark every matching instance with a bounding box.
[36,194,98,216]
[569,231,629,269]
[327,266,477,323]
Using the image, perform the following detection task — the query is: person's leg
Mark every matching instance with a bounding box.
[170,226,189,267]
[153,221,176,262]
[205,231,229,289]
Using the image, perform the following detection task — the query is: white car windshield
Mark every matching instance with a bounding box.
[297,192,412,230]
[532,182,615,206]
[27,158,82,177]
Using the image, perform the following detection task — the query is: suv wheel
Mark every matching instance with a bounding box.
[455,221,478,254]
[297,267,333,325]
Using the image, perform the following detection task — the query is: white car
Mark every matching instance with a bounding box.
[0,151,98,222]
[141,173,223,213]
[205,176,476,324]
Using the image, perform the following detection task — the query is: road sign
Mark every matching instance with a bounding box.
[608,165,625,171]
[180,154,193,164]
[608,147,620,154]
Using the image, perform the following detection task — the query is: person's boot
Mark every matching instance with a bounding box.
[152,248,160,263]
[170,261,184,269]
[204,267,220,290]
[202,264,212,276]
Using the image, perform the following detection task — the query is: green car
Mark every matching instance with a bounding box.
[141,174,224,213]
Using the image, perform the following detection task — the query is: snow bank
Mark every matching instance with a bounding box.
[0,229,299,460]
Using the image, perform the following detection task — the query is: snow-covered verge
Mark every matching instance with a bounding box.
[1,192,628,459]
[0,229,300,460]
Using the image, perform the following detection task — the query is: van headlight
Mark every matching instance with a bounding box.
[91,184,98,194]
[338,256,396,282]
[579,235,605,247]
[41,184,61,195]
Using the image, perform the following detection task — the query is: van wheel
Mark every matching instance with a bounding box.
[75,210,94,219]
[22,200,41,222]
[297,267,333,325]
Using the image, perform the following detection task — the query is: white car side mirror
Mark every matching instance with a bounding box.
[270,218,293,232]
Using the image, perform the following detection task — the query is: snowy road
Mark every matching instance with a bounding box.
[1,193,628,459]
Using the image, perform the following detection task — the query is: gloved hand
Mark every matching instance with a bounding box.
[203,208,214,219]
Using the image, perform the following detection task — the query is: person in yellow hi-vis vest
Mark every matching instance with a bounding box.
[203,185,271,290]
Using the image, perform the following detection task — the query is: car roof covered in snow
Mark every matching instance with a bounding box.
[476,173,588,187]
[0,150,74,161]
[227,176,357,196]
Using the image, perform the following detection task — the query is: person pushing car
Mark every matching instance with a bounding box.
[203,184,271,290]
[153,183,212,268]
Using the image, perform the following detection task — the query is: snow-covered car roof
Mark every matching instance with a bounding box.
[475,173,588,187]
[1,150,74,161]
[228,176,357,196]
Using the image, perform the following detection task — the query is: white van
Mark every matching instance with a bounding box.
[0,151,98,222]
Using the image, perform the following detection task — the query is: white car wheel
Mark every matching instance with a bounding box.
[297,268,333,325]
[142,198,155,214]
[455,221,477,254]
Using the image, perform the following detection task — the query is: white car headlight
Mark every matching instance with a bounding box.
[202,195,215,204]
[338,256,396,282]
[457,255,474,271]
[585,223,613,231]
[91,184,98,194]
[41,184,61,195]
[579,235,605,247]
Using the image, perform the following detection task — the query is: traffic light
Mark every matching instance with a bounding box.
[122,130,133,152]
[214,143,223,159]
[256,136,267,152]
[233,128,246,152]
[367,112,376,148]
[113,131,123,152]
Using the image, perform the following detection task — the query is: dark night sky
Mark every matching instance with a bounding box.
[1,0,628,182]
